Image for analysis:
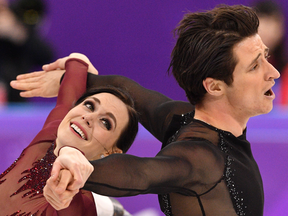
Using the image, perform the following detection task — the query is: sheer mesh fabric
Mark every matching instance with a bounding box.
[86,74,194,142]
[84,74,264,216]
[0,59,97,216]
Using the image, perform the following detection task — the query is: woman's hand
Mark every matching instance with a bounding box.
[10,69,64,98]
[43,53,98,75]
[10,53,98,98]
[44,147,94,210]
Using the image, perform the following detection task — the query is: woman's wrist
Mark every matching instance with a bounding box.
[57,145,85,156]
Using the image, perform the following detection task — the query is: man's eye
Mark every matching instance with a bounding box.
[84,101,94,111]
[265,54,271,60]
[101,118,111,130]
[252,64,258,71]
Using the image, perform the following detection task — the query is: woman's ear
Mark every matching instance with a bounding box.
[202,77,224,96]
[112,147,123,154]
[103,147,123,157]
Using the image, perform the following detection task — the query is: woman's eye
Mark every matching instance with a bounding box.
[101,118,111,130]
[84,101,94,111]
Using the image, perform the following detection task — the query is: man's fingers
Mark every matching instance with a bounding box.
[67,178,84,191]
[44,192,62,210]
[50,162,62,181]
[49,146,94,192]
[56,169,73,193]
[43,146,95,210]
[46,175,58,192]
[68,165,84,189]
[44,179,78,210]
[44,187,73,210]
[62,165,84,190]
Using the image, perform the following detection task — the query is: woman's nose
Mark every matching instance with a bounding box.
[82,114,93,127]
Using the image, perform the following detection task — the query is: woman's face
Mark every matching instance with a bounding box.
[55,93,129,160]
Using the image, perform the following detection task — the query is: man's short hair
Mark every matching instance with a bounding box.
[169,5,259,105]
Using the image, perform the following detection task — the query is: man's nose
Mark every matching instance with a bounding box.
[266,63,280,80]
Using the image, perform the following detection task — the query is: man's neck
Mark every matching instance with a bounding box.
[194,102,249,137]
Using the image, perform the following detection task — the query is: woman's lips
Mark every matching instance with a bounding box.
[70,123,87,140]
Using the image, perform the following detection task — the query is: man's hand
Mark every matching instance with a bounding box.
[51,146,94,191]
[10,70,64,98]
[44,147,94,210]
[44,169,79,210]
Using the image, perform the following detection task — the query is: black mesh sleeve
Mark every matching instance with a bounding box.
[86,73,194,142]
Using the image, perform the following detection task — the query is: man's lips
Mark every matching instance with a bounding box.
[264,89,273,96]
[264,82,276,97]
[70,123,87,140]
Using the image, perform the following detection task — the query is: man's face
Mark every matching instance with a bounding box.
[223,34,280,120]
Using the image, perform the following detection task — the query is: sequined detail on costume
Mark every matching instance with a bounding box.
[8,144,56,216]
[2,144,55,215]
[10,210,38,216]
[10,144,56,199]
[167,112,194,144]
[162,194,172,216]
[219,133,229,153]
[219,133,234,153]
[0,152,25,185]
[221,137,247,216]
[161,112,194,216]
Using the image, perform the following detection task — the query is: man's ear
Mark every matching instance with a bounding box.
[202,77,224,96]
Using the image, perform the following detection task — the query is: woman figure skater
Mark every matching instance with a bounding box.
[0,53,138,216]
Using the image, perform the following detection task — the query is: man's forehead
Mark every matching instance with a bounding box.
[234,34,266,54]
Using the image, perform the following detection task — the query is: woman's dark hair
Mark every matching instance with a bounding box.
[169,5,259,105]
[75,86,138,153]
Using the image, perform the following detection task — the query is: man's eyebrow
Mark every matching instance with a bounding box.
[248,53,261,68]
[248,47,269,68]
[91,97,117,128]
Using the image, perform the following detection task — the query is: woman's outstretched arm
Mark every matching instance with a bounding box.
[11,53,193,141]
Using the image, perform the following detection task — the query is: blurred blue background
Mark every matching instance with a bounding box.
[1,0,288,215]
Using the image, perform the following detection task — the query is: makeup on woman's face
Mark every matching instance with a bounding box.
[55,93,129,160]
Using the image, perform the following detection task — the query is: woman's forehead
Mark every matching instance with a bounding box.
[90,93,128,117]
[89,92,123,104]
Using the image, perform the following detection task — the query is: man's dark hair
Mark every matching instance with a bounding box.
[169,5,259,105]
